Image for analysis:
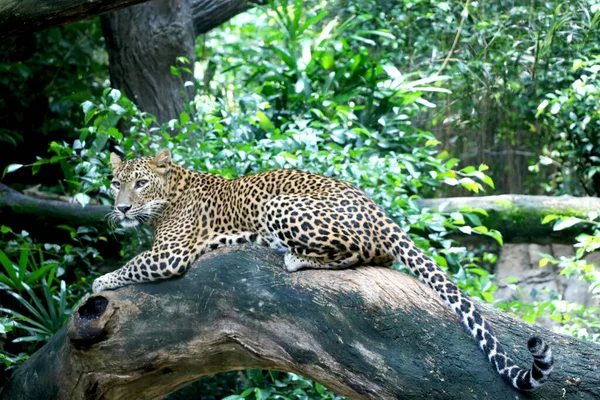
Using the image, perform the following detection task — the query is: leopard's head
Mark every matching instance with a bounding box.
[108,148,171,228]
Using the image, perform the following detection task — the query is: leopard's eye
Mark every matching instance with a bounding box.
[135,179,149,189]
[111,180,120,189]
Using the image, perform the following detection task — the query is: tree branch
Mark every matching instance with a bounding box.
[1,246,598,399]
[0,182,110,226]
[436,0,470,76]
[191,0,255,35]
[0,0,256,40]
[0,0,151,39]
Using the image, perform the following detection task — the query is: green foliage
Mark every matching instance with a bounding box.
[0,316,28,369]
[168,371,342,400]
[497,212,600,342]
[0,232,52,288]
[0,280,71,344]
[331,0,600,194]
[0,225,102,373]
[0,19,107,150]
[222,371,342,400]
[535,57,600,196]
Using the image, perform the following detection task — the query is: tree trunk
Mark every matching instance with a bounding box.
[100,0,197,124]
[1,246,598,399]
[2,0,254,123]
[100,0,254,123]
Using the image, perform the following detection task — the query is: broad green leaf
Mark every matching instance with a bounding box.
[3,164,23,177]
[541,214,559,224]
[458,226,472,234]
[256,111,275,133]
[179,112,190,125]
[553,217,581,231]
[108,89,121,103]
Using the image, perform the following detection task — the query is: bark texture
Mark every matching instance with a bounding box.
[1,0,252,122]
[102,0,251,123]
[1,246,598,400]
[100,0,253,123]
[100,0,197,124]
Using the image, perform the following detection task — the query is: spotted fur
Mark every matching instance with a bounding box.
[93,149,554,390]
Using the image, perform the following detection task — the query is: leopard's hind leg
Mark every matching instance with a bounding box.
[261,195,380,271]
[283,252,361,272]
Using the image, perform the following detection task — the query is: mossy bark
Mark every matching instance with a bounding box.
[417,194,600,244]
[2,246,598,399]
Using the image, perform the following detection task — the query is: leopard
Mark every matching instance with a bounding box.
[93,148,554,391]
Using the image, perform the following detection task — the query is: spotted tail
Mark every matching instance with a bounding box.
[391,238,554,390]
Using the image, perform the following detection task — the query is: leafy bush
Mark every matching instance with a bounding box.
[496,212,600,343]
[170,371,342,400]
[329,0,600,194]
[0,225,103,372]
[535,57,600,196]
[0,19,108,187]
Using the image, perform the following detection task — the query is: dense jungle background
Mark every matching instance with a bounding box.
[1,0,599,398]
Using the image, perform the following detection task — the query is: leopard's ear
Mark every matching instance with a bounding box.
[110,152,122,171]
[153,148,171,170]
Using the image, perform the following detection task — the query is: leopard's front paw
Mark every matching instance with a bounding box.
[92,274,122,293]
[92,277,108,293]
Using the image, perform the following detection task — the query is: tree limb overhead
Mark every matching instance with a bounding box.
[191,0,254,35]
[0,0,255,39]
[1,246,598,399]
[0,0,151,39]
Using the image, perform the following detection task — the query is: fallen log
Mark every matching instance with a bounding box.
[0,182,109,227]
[416,194,600,244]
[1,246,598,399]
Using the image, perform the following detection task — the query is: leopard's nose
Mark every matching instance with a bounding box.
[117,204,132,214]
